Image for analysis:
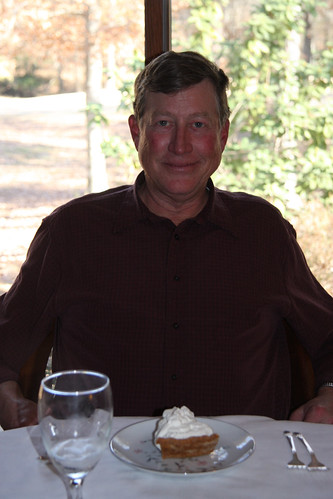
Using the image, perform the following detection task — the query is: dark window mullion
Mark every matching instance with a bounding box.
[145,0,171,65]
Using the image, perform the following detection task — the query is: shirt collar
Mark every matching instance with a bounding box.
[203,179,236,236]
[113,171,236,237]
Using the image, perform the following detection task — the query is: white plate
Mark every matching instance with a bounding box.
[110,417,255,475]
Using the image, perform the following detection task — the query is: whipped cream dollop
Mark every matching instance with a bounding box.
[154,406,214,446]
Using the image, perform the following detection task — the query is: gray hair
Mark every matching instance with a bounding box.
[133,51,230,126]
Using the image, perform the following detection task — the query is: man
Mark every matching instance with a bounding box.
[0,51,333,430]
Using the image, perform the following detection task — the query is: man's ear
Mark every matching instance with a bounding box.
[220,119,229,152]
[128,115,140,151]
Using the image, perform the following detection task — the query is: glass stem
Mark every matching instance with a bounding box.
[67,478,84,499]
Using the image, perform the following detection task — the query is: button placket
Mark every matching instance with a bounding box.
[164,229,186,394]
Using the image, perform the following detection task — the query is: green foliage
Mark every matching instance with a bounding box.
[115,51,144,113]
[187,0,227,56]
[102,52,144,169]
[101,135,139,171]
[85,103,109,126]
[220,0,333,210]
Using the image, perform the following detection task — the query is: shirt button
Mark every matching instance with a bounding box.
[174,275,180,281]
[172,322,180,329]
[171,374,177,380]
[174,233,180,240]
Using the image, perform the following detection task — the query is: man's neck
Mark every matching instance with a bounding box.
[138,183,209,226]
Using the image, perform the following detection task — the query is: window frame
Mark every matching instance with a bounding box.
[145,0,171,64]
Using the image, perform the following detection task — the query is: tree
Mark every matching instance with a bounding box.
[85,0,108,192]
[0,0,144,191]
[220,0,333,211]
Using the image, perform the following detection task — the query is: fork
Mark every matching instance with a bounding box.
[293,432,328,471]
[283,431,306,469]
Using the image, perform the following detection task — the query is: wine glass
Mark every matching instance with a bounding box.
[38,370,113,499]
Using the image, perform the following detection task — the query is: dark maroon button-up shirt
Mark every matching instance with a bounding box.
[1,172,333,418]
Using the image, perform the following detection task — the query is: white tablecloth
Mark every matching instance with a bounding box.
[0,415,332,499]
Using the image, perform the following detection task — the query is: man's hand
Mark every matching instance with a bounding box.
[0,380,38,430]
[290,386,333,424]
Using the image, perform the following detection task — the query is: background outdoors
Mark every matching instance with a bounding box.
[0,93,132,293]
[0,0,332,295]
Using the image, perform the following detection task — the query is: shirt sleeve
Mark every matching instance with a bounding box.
[0,216,60,383]
[283,220,333,389]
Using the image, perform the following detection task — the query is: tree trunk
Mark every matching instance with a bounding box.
[85,1,108,193]
[302,12,312,62]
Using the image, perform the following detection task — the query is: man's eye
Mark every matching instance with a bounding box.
[158,120,168,127]
[193,121,204,128]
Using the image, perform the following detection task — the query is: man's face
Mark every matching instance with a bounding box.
[129,79,229,205]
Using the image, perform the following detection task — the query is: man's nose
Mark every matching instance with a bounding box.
[168,125,192,154]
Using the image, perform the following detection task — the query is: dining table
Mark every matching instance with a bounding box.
[1,414,332,499]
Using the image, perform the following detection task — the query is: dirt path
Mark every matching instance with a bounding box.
[0,93,134,293]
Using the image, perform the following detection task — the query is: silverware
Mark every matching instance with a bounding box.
[294,432,328,471]
[284,431,306,469]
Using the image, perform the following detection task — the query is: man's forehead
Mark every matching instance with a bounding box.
[144,81,217,109]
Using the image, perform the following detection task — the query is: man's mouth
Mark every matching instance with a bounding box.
[164,160,198,169]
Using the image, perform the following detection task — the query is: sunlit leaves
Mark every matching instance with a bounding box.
[220,0,333,210]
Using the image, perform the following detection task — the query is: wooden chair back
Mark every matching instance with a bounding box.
[18,331,54,402]
[285,321,315,412]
